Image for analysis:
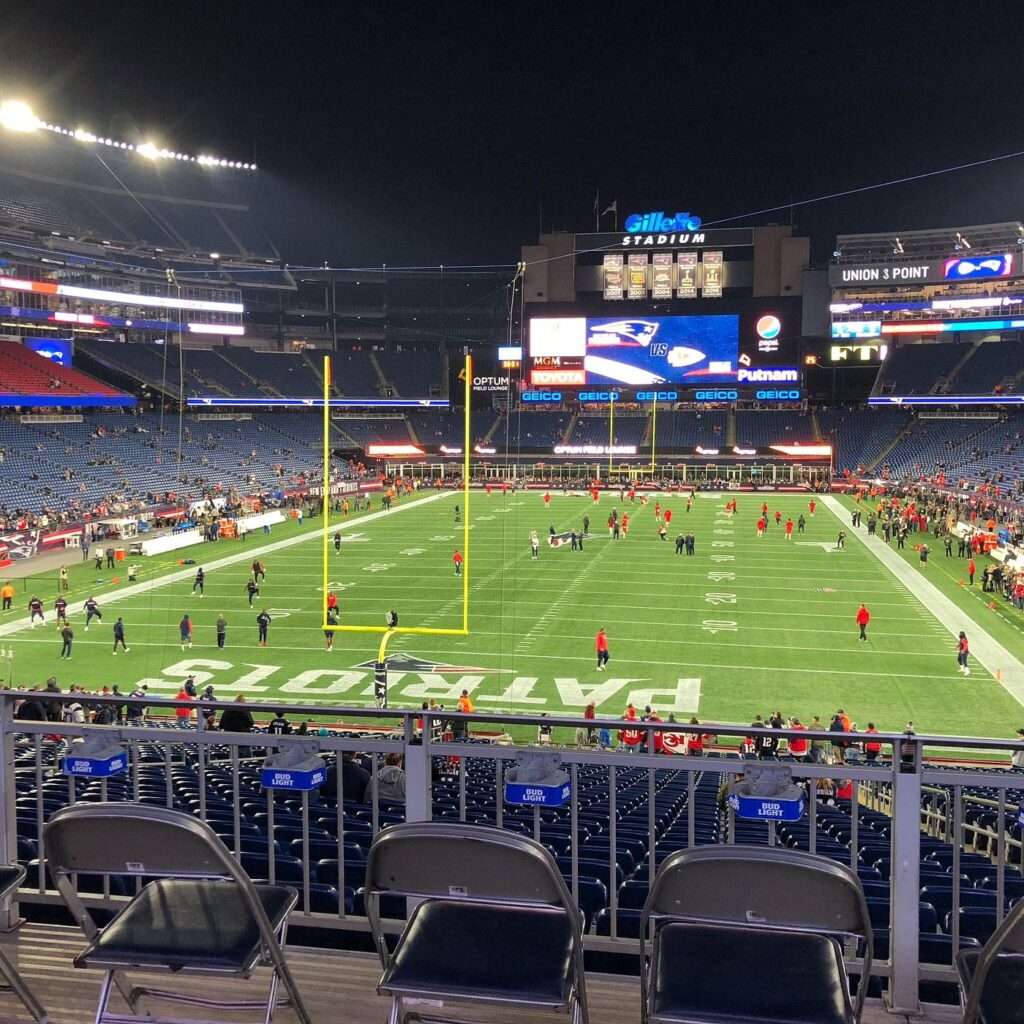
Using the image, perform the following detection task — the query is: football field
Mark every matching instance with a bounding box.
[2,488,1023,741]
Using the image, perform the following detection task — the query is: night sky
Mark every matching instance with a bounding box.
[3,2,1023,266]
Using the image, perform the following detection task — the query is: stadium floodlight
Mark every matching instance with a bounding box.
[136,141,159,159]
[0,100,39,132]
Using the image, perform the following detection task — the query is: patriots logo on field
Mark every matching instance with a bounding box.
[354,653,508,675]
[586,320,661,347]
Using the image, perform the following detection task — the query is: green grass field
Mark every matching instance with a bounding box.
[2,488,1023,740]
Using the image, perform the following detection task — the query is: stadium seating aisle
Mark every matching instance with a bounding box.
[0,342,129,401]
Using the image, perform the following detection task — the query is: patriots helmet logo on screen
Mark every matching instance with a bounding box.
[586,320,660,347]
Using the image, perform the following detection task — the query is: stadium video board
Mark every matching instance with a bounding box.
[528,311,792,388]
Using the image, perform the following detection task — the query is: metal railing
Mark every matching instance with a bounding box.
[2,691,1023,1016]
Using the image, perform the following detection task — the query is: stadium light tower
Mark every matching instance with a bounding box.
[0,100,39,132]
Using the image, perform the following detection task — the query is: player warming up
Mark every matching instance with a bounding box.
[595,627,610,671]
[957,632,970,676]
[530,531,540,559]
[452,549,464,576]
[856,603,870,641]
[84,596,102,630]
[193,567,205,597]
[28,595,44,627]
[252,560,266,582]
[246,578,260,607]
[257,609,272,647]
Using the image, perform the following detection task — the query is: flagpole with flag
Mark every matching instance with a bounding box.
[601,199,618,232]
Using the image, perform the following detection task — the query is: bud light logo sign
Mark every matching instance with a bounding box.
[625,211,702,234]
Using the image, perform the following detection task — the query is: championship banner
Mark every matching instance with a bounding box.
[627,253,648,300]
[602,254,624,300]
[701,251,724,297]
[548,530,574,548]
[677,252,698,298]
[651,252,673,299]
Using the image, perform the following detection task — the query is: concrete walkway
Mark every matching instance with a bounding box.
[822,495,1024,706]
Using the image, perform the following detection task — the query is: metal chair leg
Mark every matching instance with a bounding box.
[0,946,47,1024]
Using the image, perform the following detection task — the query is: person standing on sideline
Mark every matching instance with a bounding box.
[58,565,69,592]
[856,603,870,641]
[919,542,930,567]
[59,621,73,659]
[193,566,205,597]
[595,628,610,671]
[968,557,976,585]
[112,617,128,654]
[325,605,339,649]
[0,581,13,611]
[582,514,590,536]
[216,614,227,649]
[452,549,463,576]
[957,631,970,676]
[333,532,341,555]
[797,513,806,533]
[530,530,540,559]
[836,530,847,549]
[675,533,685,554]
[256,609,272,647]
[180,614,193,650]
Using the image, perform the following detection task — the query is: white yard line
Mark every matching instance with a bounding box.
[821,494,1024,705]
[0,491,452,640]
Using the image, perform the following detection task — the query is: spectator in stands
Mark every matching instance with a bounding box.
[321,751,371,802]
[14,688,47,722]
[367,752,405,803]
[1009,728,1024,769]
[174,686,194,728]
[268,709,291,736]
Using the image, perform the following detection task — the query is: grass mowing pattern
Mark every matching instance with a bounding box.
[1,489,1021,740]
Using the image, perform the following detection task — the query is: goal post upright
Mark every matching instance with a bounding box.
[320,351,471,645]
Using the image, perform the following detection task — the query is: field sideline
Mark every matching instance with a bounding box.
[1,488,1022,739]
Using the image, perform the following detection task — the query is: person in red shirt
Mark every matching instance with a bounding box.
[761,501,769,517]
[967,558,976,586]
[809,499,817,516]
[654,502,662,521]
[788,718,808,758]
[584,700,596,742]
[452,549,463,576]
[774,509,782,526]
[863,723,882,761]
[485,483,492,496]
[784,517,794,540]
[174,687,194,727]
[595,628,610,671]
[957,631,970,676]
[326,591,338,612]
[757,517,766,537]
[664,507,673,526]
[621,512,630,536]
[856,603,870,641]
[686,716,707,757]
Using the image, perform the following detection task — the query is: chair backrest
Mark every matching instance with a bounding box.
[962,896,1024,1024]
[642,846,873,1021]
[45,803,236,879]
[644,846,871,937]
[365,821,576,913]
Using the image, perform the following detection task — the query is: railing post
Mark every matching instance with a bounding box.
[0,694,20,930]
[886,741,921,1016]
[405,716,430,823]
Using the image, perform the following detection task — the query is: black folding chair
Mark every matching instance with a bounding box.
[640,846,873,1024]
[365,821,588,1024]
[959,895,1024,1024]
[44,803,311,1024]
[0,866,48,1023]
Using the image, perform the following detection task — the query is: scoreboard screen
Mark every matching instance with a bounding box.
[529,314,738,386]
[528,310,791,388]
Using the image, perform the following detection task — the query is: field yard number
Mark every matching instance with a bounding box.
[707,571,736,582]
[399,548,426,556]
[705,592,737,606]
[702,619,738,635]
[362,563,395,573]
